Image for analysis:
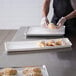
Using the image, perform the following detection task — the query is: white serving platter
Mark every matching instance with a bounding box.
[24,26,65,36]
[5,38,72,53]
[0,65,49,76]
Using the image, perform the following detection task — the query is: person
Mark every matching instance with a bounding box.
[57,10,76,28]
[41,0,76,35]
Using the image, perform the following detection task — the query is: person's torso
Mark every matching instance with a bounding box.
[52,0,76,31]
[53,0,74,18]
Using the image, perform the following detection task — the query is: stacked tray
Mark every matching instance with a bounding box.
[24,26,65,36]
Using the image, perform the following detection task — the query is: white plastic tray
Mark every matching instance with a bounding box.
[24,26,65,36]
[5,38,72,53]
[0,65,49,76]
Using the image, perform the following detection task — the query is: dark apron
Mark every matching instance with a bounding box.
[51,0,76,35]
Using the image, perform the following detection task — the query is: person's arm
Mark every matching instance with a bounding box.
[42,0,51,17]
[57,10,76,28]
[65,10,76,20]
[41,0,51,27]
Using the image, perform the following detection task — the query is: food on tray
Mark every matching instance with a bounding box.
[2,68,17,75]
[38,39,65,47]
[0,65,48,76]
[23,67,32,74]
[23,67,42,76]
[32,67,41,73]
[37,41,45,47]
[24,72,42,76]
[0,71,3,76]
[55,39,64,45]
[46,40,56,46]
[48,23,57,29]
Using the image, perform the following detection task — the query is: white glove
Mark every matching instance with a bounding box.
[57,17,66,28]
[41,17,49,28]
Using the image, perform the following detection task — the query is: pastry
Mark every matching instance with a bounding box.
[24,72,42,76]
[32,67,41,73]
[46,40,55,46]
[48,23,57,29]
[3,68,17,75]
[55,39,63,45]
[0,71,3,76]
[37,41,45,47]
[23,67,42,76]
[23,67,32,74]
[37,39,65,47]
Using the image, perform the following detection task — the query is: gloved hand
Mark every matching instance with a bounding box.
[57,17,66,28]
[41,17,49,28]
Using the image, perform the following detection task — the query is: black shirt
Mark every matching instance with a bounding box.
[51,0,76,35]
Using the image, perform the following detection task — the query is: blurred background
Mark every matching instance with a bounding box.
[0,0,53,29]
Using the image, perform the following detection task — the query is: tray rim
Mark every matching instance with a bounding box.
[24,26,65,36]
[5,38,72,52]
[0,65,49,76]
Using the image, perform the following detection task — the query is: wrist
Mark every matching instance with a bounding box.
[41,17,49,26]
[41,17,48,23]
[62,17,67,22]
[64,16,68,21]
[42,17,47,21]
[41,17,46,25]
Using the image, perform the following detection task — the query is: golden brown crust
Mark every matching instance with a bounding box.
[24,72,42,76]
[0,71,4,76]
[32,67,41,73]
[46,40,55,46]
[3,68,17,75]
[55,39,63,45]
[23,67,32,74]
[48,23,57,29]
[37,41,45,47]
[38,39,65,47]
[23,67,42,76]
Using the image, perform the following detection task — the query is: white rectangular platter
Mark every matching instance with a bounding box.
[0,65,49,76]
[24,26,65,36]
[5,38,72,53]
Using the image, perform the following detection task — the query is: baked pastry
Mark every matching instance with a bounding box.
[32,67,41,73]
[23,67,41,74]
[24,72,42,76]
[23,67,42,76]
[48,23,57,29]
[37,39,65,47]
[0,71,3,76]
[55,39,63,45]
[37,41,45,47]
[46,40,55,46]
[23,67,32,74]
[3,68,17,75]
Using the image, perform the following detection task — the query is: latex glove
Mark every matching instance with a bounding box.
[41,17,49,28]
[57,17,66,29]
